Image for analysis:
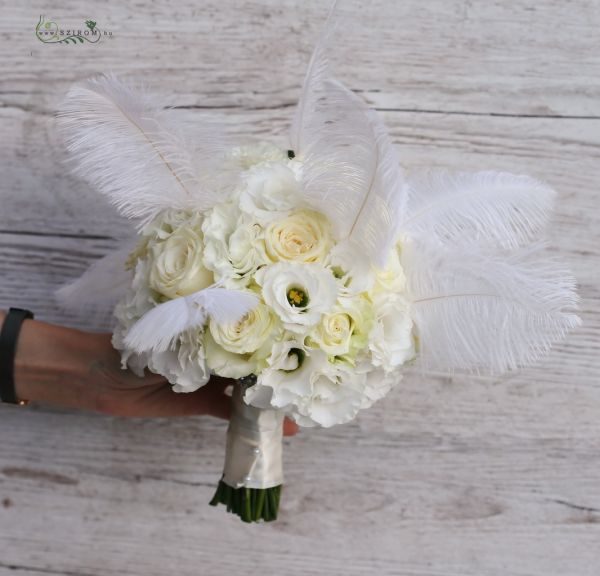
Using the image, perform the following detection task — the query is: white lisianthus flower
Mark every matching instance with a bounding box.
[148,212,213,299]
[147,329,210,393]
[243,337,307,410]
[295,359,366,427]
[246,344,366,427]
[372,244,407,294]
[264,209,333,263]
[368,293,416,372]
[239,162,301,224]
[308,294,373,358]
[256,262,338,333]
[202,202,269,287]
[327,239,375,294]
[360,365,402,409]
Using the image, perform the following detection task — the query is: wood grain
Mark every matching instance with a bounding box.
[1,0,600,574]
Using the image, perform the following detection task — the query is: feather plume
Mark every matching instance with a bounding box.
[346,109,409,264]
[297,79,376,236]
[404,241,580,373]
[292,2,408,265]
[124,287,259,353]
[290,0,340,152]
[56,73,229,226]
[402,170,555,250]
[55,240,135,313]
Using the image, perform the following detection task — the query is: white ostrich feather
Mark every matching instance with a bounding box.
[124,287,259,353]
[402,170,555,250]
[290,0,339,153]
[346,108,409,264]
[55,240,135,312]
[56,73,229,226]
[292,3,407,266]
[404,241,580,373]
[296,78,375,235]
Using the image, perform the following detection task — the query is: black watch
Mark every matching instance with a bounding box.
[0,307,34,405]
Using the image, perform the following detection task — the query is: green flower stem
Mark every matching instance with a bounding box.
[255,488,265,521]
[209,478,282,523]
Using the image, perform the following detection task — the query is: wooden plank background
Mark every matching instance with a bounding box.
[1,1,599,574]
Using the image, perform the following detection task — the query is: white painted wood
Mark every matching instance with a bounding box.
[1,0,600,574]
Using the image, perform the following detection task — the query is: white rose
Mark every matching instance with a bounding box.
[147,329,210,393]
[239,162,301,224]
[204,330,256,379]
[148,217,213,299]
[308,294,373,358]
[209,301,279,355]
[368,293,416,372]
[202,202,269,288]
[265,209,333,263]
[255,262,338,333]
[309,310,352,356]
[245,344,366,428]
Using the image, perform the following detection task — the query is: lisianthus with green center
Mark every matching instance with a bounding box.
[287,287,309,308]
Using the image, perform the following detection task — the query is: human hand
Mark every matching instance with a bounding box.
[5,311,298,435]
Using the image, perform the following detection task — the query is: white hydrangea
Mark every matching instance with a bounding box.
[202,202,269,288]
[147,329,210,393]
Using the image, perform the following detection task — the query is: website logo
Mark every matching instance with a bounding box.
[35,15,113,45]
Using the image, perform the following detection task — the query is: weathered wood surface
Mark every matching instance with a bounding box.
[1,1,599,574]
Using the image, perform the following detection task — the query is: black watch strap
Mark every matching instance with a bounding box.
[0,307,34,404]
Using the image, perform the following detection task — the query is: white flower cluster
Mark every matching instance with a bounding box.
[114,143,416,427]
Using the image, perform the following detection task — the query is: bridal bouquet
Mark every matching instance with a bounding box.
[56,3,579,523]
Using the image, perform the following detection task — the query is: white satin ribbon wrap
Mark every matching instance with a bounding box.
[222,383,284,489]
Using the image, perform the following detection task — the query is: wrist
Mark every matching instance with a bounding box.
[13,318,96,409]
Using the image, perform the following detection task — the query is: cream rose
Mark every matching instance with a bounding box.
[205,300,280,378]
[204,330,257,379]
[309,295,373,358]
[255,262,338,333]
[148,220,213,299]
[310,311,353,356]
[265,209,333,263]
[209,301,278,355]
